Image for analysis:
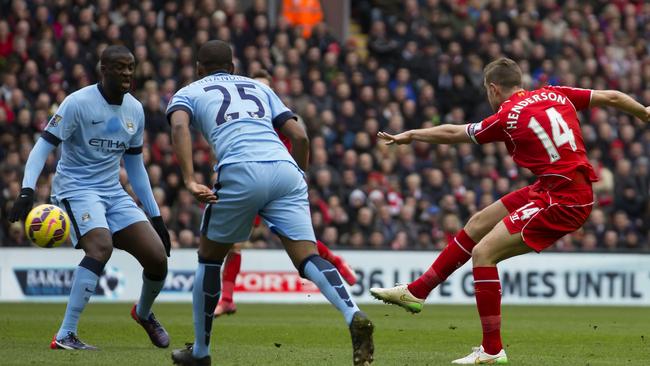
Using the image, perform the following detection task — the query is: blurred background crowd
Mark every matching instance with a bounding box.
[0,0,649,251]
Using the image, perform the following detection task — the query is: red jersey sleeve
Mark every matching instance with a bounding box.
[544,86,592,111]
[465,113,506,144]
[275,128,292,151]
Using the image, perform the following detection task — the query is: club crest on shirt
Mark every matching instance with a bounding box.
[124,119,136,134]
[48,114,63,127]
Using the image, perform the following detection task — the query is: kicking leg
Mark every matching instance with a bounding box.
[283,237,373,366]
[113,221,169,348]
[52,228,112,350]
[452,221,531,365]
[215,243,242,317]
[371,199,509,313]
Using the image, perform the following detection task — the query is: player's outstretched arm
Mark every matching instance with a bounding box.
[8,138,56,222]
[378,124,472,145]
[169,110,217,204]
[590,90,650,122]
[123,152,172,255]
[279,117,310,170]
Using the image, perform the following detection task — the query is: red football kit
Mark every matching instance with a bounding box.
[466,86,596,251]
[277,128,292,151]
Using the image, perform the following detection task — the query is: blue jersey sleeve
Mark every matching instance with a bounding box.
[21,138,56,189]
[262,85,295,129]
[43,95,79,145]
[125,104,145,155]
[166,87,194,124]
[123,153,160,217]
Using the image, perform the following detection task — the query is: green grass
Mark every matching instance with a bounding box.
[0,303,648,365]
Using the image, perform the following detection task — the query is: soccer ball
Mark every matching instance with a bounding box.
[24,204,70,248]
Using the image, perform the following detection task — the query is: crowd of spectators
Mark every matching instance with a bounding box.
[0,0,649,252]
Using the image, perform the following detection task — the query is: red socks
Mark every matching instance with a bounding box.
[316,240,340,265]
[220,251,241,303]
[408,229,476,299]
[407,228,503,355]
[473,266,503,355]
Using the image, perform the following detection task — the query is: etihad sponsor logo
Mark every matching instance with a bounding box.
[88,137,130,153]
[88,138,128,150]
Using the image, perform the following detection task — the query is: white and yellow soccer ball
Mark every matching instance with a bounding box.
[24,204,70,248]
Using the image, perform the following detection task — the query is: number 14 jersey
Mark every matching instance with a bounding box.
[166,72,297,170]
[466,86,598,182]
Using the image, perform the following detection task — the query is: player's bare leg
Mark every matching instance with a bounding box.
[316,240,358,285]
[452,221,531,364]
[371,200,509,313]
[215,243,242,317]
[114,221,170,348]
[172,236,232,366]
[51,228,112,350]
[283,237,374,365]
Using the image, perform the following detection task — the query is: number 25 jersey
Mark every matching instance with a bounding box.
[166,73,296,171]
[466,86,598,182]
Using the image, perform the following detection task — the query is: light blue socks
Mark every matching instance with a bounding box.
[56,256,105,339]
[135,271,166,319]
[191,257,222,358]
[300,254,360,325]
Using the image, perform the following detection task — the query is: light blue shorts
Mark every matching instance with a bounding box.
[51,190,148,248]
[201,161,316,244]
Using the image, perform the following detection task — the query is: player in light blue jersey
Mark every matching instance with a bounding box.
[9,46,171,351]
[168,40,374,366]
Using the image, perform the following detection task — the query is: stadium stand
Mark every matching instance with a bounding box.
[0,0,649,251]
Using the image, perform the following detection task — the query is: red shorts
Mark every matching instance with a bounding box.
[500,178,594,252]
[253,215,262,227]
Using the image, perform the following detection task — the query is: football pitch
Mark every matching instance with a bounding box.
[0,303,647,365]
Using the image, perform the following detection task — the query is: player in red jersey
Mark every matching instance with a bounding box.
[214,70,357,316]
[371,58,650,364]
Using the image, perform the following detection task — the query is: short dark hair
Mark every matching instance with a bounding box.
[251,69,271,81]
[198,40,233,73]
[100,45,132,66]
[483,57,522,89]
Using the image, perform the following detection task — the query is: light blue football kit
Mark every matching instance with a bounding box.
[168,72,361,360]
[30,84,153,245]
[21,83,165,342]
[166,72,316,244]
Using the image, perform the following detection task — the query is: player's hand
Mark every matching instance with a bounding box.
[9,187,35,222]
[186,181,218,204]
[150,216,171,257]
[377,131,413,145]
[644,106,650,123]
